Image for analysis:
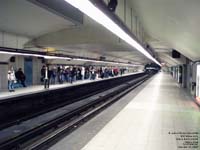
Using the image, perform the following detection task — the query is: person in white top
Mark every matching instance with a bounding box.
[44,66,50,89]
[81,67,85,80]
[8,67,16,92]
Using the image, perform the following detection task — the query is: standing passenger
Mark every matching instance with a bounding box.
[15,68,26,87]
[51,67,57,84]
[8,67,16,92]
[40,65,45,83]
[91,67,96,80]
[81,66,85,80]
[44,66,50,89]
[72,66,77,82]
[69,66,73,84]
[57,66,62,84]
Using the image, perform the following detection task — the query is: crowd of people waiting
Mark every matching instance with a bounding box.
[40,65,127,89]
[7,67,26,92]
[7,65,127,92]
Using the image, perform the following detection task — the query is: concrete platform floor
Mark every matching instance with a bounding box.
[48,72,200,150]
[0,79,91,99]
[0,72,141,100]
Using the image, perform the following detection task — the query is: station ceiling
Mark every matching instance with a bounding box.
[0,0,199,66]
[0,0,75,37]
[130,0,200,62]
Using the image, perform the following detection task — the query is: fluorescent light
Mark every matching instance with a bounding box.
[0,51,43,57]
[0,51,71,60]
[0,50,139,66]
[43,55,71,60]
[64,0,161,66]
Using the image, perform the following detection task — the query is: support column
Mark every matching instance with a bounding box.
[0,54,12,90]
[182,64,187,88]
[0,63,8,90]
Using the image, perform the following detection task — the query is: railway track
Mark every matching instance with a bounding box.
[0,72,146,130]
[0,73,151,150]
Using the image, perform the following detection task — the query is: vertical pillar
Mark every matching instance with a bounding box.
[182,64,187,88]
[0,54,11,90]
[32,57,44,85]
[0,63,8,90]
[186,63,192,92]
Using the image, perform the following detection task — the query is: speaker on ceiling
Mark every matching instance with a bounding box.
[108,0,118,12]
[172,49,180,58]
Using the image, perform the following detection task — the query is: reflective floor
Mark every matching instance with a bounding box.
[49,73,200,150]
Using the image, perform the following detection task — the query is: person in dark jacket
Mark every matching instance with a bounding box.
[15,68,26,87]
[40,65,45,83]
[72,66,77,82]
[44,66,52,89]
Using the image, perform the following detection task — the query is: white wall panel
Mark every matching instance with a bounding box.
[3,32,17,48]
[116,0,125,22]
[0,32,3,47]
[0,31,30,49]
[32,57,44,85]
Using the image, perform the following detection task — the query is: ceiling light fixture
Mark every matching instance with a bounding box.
[0,50,139,66]
[43,55,71,60]
[64,0,161,66]
[0,51,71,60]
[0,51,43,57]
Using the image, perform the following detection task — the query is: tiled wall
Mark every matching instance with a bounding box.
[0,31,44,89]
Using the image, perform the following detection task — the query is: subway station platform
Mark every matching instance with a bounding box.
[0,79,92,100]
[48,72,200,150]
[0,72,140,100]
